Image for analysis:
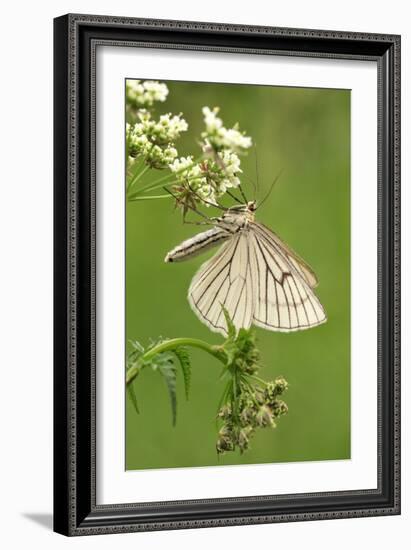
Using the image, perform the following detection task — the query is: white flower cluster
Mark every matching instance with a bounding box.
[127,110,188,169]
[201,107,252,153]
[168,106,250,207]
[169,149,242,205]
[126,80,169,108]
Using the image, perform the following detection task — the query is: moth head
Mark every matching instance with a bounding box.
[247,200,257,212]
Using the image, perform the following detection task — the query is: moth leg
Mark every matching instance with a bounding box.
[183,220,212,226]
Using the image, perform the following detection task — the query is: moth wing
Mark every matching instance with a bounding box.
[249,222,327,332]
[254,222,319,288]
[188,232,254,335]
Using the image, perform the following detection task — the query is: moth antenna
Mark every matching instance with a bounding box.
[241,173,257,196]
[256,170,283,211]
[225,189,243,204]
[238,183,248,203]
[254,142,260,195]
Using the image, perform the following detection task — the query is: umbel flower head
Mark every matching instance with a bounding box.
[126,80,169,109]
[201,106,253,153]
[168,106,251,212]
[169,151,242,206]
[127,110,187,169]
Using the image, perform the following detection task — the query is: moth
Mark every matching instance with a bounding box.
[165,200,327,336]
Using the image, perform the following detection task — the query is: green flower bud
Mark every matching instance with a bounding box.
[255,387,266,405]
[235,357,245,369]
[274,377,288,394]
[217,404,232,420]
[244,362,259,375]
[238,426,254,452]
[216,424,235,454]
[272,399,288,417]
[240,405,255,426]
[265,377,289,403]
[255,404,276,428]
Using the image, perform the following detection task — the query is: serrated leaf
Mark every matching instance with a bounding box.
[158,359,177,426]
[221,305,236,340]
[126,340,145,372]
[149,350,173,371]
[126,382,140,415]
[173,347,191,400]
[129,339,145,354]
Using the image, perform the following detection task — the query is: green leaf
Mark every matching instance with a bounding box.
[223,341,237,367]
[158,360,177,426]
[129,339,145,354]
[126,340,145,371]
[173,347,191,400]
[126,382,140,415]
[221,305,236,340]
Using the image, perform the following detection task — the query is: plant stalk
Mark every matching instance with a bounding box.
[126,337,226,385]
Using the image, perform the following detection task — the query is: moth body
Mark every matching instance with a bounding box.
[164,226,230,263]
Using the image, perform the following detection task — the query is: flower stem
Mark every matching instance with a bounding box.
[128,194,172,201]
[127,181,178,200]
[127,164,150,194]
[129,154,205,197]
[127,173,213,201]
[249,374,269,386]
[126,337,226,385]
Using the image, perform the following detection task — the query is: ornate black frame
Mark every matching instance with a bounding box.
[53,13,401,536]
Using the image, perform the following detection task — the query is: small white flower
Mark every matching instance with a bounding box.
[201,106,252,154]
[157,113,189,141]
[196,182,217,205]
[126,109,187,170]
[218,150,242,177]
[222,128,252,151]
[229,176,241,188]
[162,145,178,165]
[202,106,223,132]
[190,164,203,178]
[143,81,169,103]
[126,80,169,108]
[146,143,178,169]
[169,156,194,173]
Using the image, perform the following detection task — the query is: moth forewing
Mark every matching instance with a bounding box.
[188,232,254,335]
[252,221,319,288]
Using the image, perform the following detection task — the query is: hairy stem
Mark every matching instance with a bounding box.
[126,337,226,385]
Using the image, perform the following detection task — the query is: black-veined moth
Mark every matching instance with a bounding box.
[165,200,327,336]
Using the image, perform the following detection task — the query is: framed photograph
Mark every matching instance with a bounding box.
[53,14,401,536]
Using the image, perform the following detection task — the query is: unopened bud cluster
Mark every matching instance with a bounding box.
[216,376,289,455]
[227,328,261,375]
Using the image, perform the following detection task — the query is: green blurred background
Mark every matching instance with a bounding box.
[125,80,350,470]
